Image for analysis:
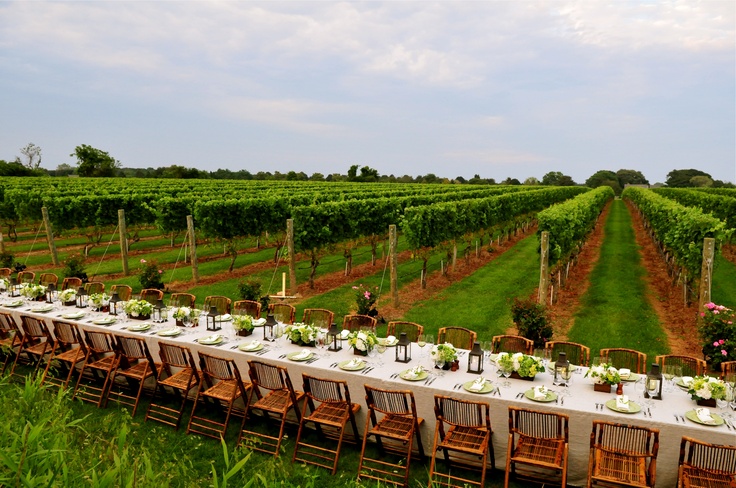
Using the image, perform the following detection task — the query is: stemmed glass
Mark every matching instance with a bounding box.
[645,376,659,409]
[483,341,494,368]
[425,334,435,368]
[500,366,512,388]
[417,334,427,359]
[635,377,647,407]
[661,365,674,393]
[317,328,329,357]
[726,373,736,415]
[376,342,387,367]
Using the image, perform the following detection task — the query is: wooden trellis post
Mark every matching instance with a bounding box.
[389,224,398,307]
[187,215,199,284]
[118,209,129,276]
[698,237,715,313]
[287,219,296,295]
[41,207,60,266]
[538,231,550,304]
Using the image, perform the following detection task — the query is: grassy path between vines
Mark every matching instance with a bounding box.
[713,254,736,309]
[567,200,669,360]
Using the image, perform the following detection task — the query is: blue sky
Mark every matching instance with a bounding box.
[1,1,734,184]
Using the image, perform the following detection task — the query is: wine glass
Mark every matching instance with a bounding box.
[376,342,387,367]
[635,377,647,407]
[645,377,659,408]
[661,365,674,393]
[501,365,512,388]
[417,334,427,359]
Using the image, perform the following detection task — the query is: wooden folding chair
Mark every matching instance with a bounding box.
[719,361,736,380]
[38,273,58,287]
[505,406,568,487]
[240,360,304,456]
[655,355,706,378]
[73,330,119,408]
[677,436,736,488]
[146,343,200,430]
[9,315,54,379]
[302,308,334,329]
[110,284,133,301]
[342,314,377,333]
[0,268,11,279]
[0,311,23,375]
[41,320,87,390]
[439,327,477,350]
[546,341,591,367]
[387,321,424,342]
[233,300,262,319]
[292,374,361,474]
[140,288,164,304]
[105,335,160,416]
[600,348,647,374]
[358,385,425,487]
[203,295,231,315]
[17,271,35,283]
[492,335,534,355]
[429,395,495,488]
[169,292,196,308]
[587,420,659,488]
[269,303,295,324]
[187,352,251,439]
[84,281,105,295]
[60,277,83,291]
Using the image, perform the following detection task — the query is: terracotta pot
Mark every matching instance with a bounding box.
[237,329,253,337]
[696,398,717,408]
[594,383,613,393]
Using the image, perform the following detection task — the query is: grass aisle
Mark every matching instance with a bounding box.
[712,254,736,309]
[401,235,540,340]
[567,200,668,360]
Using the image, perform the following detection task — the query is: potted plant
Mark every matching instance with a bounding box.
[59,288,77,306]
[353,284,379,318]
[698,302,735,372]
[687,375,727,407]
[495,352,544,380]
[21,283,47,301]
[124,299,153,320]
[233,315,254,337]
[511,297,552,348]
[89,293,110,312]
[172,306,199,327]
[284,323,317,347]
[347,330,378,356]
[431,342,459,370]
[585,363,622,392]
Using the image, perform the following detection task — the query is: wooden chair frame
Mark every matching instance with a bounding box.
[105,335,160,416]
[9,315,54,379]
[546,341,591,367]
[358,385,425,487]
[429,395,495,488]
[146,342,200,430]
[0,311,23,375]
[240,360,304,457]
[0,268,11,278]
[140,288,164,305]
[84,281,105,295]
[719,361,736,380]
[110,284,133,302]
[17,271,35,283]
[41,320,87,390]
[292,374,361,474]
[387,321,424,343]
[654,355,706,378]
[492,335,534,355]
[342,314,377,333]
[587,420,659,488]
[233,300,262,319]
[438,327,477,350]
[73,330,120,408]
[677,436,736,488]
[169,293,196,309]
[203,295,231,315]
[60,277,83,291]
[302,308,334,329]
[269,302,295,324]
[38,273,58,287]
[505,406,569,488]
[600,348,647,374]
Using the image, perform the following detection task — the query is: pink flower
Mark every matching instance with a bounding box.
[352,286,358,290]
[700,312,706,317]
[719,339,725,345]
[140,259,147,263]
[729,321,733,325]
[714,310,720,315]
[364,291,371,299]
[722,350,728,356]
[714,341,720,347]
[158,270,163,274]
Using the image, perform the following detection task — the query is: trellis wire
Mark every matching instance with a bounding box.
[23,224,45,265]
[166,230,189,286]
[90,225,120,281]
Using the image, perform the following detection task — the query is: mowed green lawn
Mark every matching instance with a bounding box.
[567,200,669,360]
[712,253,736,309]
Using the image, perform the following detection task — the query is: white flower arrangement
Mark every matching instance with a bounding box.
[347,330,378,352]
[59,288,77,303]
[124,299,153,317]
[585,363,622,385]
[0,278,7,291]
[688,375,727,401]
[88,293,110,309]
[495,352,544,378]
[233,315,254,332]
[172,306,199,321]
[430,342,458,364]
[21,283,47,299]
[284,323,318,345]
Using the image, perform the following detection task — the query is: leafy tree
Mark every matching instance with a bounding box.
[557,175,576,186]
[523,177,539,185]
[541,171,578,186]
[616,169,648,186]
[19,143,42,169]
[0,160,37,176]
[665,169,711,187]
[71,144,120,177]
[585,170,618,188]
[690,175,713,187]
[347,164,359,181]
[359,166,379,182]
[309,172,324,181]
[502,177,521,185]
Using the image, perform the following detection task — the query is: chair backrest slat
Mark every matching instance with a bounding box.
[600,348,647,374]
[111,285,133,301]
[204,296,231,314]
[302,309,334,329]
[233,300,262,319]
[545,341,591,366]
[387,321,424,343]
[170,293,196,308]
[435,396,488,428]
[303,374,346,403]
[269,303,295,324]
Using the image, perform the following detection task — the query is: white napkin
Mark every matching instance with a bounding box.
[253,318,266,326]
[159,327,180,336]
[616,395,630,411]
[469,377,487,392]
[386,335,397,345]
[534,386,548,400]
[293,349,311,360]
[346,358,363,368]
[216,314,232,322]
[619,368,631,379]
[681,376,693,387]
[405,366,424,379]
[202,334,221,343]
[695,408,714,423]
[63,312,85,319]
[340,329,350,339]
[245,340,261,350]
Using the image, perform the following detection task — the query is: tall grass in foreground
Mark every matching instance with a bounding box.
[568,200,668,359]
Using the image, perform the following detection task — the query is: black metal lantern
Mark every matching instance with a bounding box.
[109,291,121,316]
[45,283,57,304]
[75,286,88,308]
[152,299,167,323]
[8,277,20,297]
[395,332,411,363]
[468,341,484,374]
[644,363,663,400]
[554,352,570,386]
[206,306,220,331]
[327,322,342,352]
[263,313,277,342]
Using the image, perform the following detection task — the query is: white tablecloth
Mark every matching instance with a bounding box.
[4,304,735,487]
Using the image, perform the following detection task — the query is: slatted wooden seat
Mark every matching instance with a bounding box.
[438,327,477,350]
[546,341,591,367]
[587,420,659,488]
[269,303,295,324]
[41,321,87,390]
[9,315,54,379]
[146,343,200,430]
[719,361,736,380]
[240,360,304,457]
[505,406,568,488]
[169,293,196,308]
[492,335,533,355]
[17,271,35,283]
[140,288,164,305]
[429,395,495,488]
[187,352,250,439]
[203,295,231,315]
[387,321,424,342]
[0,311,23,375]
[0,267,11,279]
[358,385,425,487]
[38,273,58,287]
[302,308,334,329]
[677,436,736,488]
[73,330,119,408]
[292,374,361,474]
[60,277,83,291]
[600,348,647,374]
[654,355,706,378]
[234,300,262,319]
[84,281,105,295]
[342,314,377,333]
[110,284,133,301]
[105,335,160,416]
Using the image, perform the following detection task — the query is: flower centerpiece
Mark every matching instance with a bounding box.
[431,342,459,370]
[59,288,77,305]
[0,278,8,291]
[495,352,544,380]
[172,306,199,326]
[698,302,735,372]
[21,283,46,300]
[353,284,379,318]
[687,375,727,407]
[284,323,318,346]
[124,298,153,320]
[88,293,110,312]
[347,330,378,356]
[233,315,254,336]
[585,363,621,392]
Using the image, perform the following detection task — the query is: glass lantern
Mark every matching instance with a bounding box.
[152,299,167,323]
[327,323,342,352]
[554,352,570,386]
[395,332,411,363]
[75,286,88,308]
[206,306,220,331]
[467,341,484,374]
[109,291,121,316]
[45,283,57,304]
[644,363,662,400]
[8,277,20,297]
[263,313,277,342]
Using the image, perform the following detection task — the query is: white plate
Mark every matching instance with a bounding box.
[157,327,182,337]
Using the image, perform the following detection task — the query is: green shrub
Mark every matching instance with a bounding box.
[237,279,270,312]
[63,253,88,282]
[511,297,552,348]
[138,259,164,290]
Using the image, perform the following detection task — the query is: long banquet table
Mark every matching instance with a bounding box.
[3,304,735,487]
